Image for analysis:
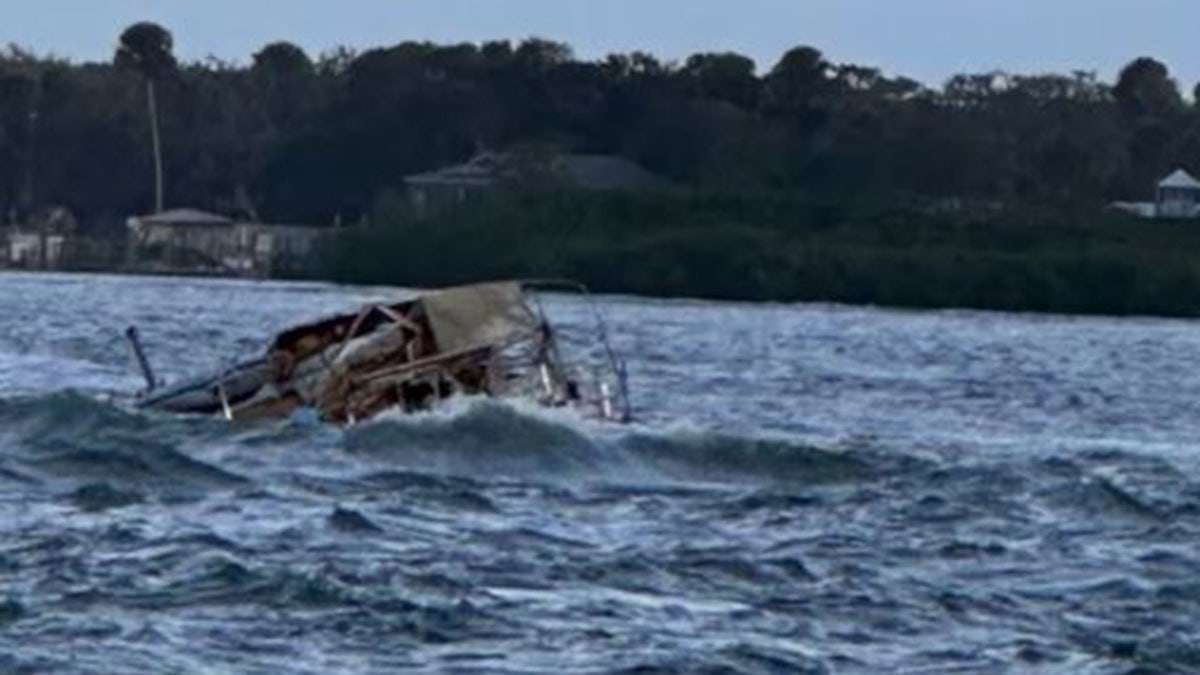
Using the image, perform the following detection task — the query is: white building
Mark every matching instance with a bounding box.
[127,208,325,276]
[1154,169,1200,218]
[4,230,65,268]
[1109,169,1200,220]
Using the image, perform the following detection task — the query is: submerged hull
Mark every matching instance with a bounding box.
[132,281,629,423]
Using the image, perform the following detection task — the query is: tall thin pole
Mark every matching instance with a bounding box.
[147,78,164,213]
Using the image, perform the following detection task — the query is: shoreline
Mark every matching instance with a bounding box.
[8,264,1200,323]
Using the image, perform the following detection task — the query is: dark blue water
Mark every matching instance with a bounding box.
[1,272,1198,673]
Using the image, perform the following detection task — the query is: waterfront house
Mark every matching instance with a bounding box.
[1155,169,1200,218]
[127,208,324,276]
[1108,169,1200,220]
[127,208,236,260]
[404,152,662,216]
[4,230,65,269]
[2,206,76,270]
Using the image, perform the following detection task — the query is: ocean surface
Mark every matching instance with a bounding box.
[0,272,1198,673]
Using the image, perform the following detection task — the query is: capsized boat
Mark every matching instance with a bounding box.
[126,281,631,423]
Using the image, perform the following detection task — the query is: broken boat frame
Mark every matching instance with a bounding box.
[125,280,631,424]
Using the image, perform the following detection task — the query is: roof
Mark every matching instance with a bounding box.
[405,152,661,191]
[1159,169,1200,190]
[134,208,234,227]
[404,153,506,188]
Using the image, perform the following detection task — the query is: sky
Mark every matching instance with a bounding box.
[4,1,1200,88]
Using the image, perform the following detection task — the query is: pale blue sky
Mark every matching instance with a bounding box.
[4,1,1200,88]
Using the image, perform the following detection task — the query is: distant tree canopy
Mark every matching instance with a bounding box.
[1,27,1198,231]
[1114,57,1181,118]
[114,22,177,80]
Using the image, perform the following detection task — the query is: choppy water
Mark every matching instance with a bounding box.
[1,272,1199,673]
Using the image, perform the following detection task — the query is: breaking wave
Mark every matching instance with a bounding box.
[0,391,920,518]
[342,397,891,489]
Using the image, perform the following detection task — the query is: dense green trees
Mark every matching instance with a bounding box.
[7,26,1200,313]
[3,27,1199,230]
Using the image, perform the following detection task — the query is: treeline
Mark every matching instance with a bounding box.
[2,23,1199,230]
[322,190,1200,316]
[10,24,1200,314]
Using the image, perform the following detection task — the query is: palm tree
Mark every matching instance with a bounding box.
[115,22,176,213]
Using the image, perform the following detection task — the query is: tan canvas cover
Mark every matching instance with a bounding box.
[422,282,539,352]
